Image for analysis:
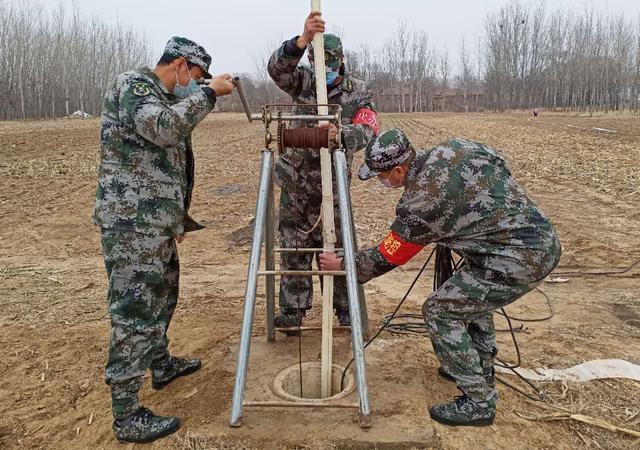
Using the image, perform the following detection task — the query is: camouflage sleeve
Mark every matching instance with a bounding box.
[352,230,425,283]
[353,246,397,284]
[342,86,378,155]
[118,76,215,148]
[267,37,313,98]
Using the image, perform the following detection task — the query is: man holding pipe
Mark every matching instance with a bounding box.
[268,12,379,330]
[320,128,561,426]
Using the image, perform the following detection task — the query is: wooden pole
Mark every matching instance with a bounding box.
[310,0,335,399]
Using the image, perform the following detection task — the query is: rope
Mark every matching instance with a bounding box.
[280,126,330,150]
[296,211,322,235]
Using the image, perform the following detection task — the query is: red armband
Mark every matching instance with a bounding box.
[352,108,379,135]
[378,231,424,266]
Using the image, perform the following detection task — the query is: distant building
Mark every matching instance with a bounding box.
[376,86,486,112]
[432,87,486,112]
[377,87,415,112]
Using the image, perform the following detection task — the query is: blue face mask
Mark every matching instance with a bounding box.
[326,69,339,86]
[173,66,201,99]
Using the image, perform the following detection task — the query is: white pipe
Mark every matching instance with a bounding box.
[311,0,335,400]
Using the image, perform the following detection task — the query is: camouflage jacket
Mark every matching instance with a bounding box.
[93,67,215,236]
[267,37,378,185]
[355,139,562,284]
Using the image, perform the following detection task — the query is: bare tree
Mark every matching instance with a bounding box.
[6,0,637,118]
[457,39,474,112]
[0,0,151,120]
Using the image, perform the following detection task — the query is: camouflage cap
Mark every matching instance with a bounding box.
[308,34,343,70]
[358,128,415,180]
[163,36,213,78]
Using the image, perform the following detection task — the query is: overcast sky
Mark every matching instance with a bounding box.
[51,0,640,75]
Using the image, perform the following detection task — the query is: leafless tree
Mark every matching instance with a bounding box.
[0,0,151,120]
[4,0,638,118]
[483,0,639,113]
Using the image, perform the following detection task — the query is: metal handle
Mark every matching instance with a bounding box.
[232,77,254,122]
[199,77,255,122]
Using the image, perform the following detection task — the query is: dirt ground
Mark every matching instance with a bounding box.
[1,111,639,449]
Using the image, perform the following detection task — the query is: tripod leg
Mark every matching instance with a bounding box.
[333,150,372,428]
[229,150,273,427]
[345,175,369,338]
[265,161,276,342]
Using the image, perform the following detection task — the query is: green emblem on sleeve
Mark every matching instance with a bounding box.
[132,83,151,97]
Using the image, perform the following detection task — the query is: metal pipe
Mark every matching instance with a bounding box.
[276,114,339,122]
[229,150,273,428]
[345,174,369,337]
[231,77,254,122]
[274,247,344,253]
[275,326,352,332]
[198,78,338,124]
[265,161,276,342]
[257,270,346,276]
[333,150,372,428]
[244,401,358,409]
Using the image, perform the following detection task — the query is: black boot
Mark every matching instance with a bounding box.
[151,356,202,390]
[275,308,305,335]
[113,406,180,443]
[429,393,496,427]
[335,308,351,326]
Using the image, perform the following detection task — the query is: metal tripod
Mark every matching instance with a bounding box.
[226,78,372,428]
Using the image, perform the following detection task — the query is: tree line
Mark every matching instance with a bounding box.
[0,0,151,120]
[483,1,640,113]
[2,0,639,119]
[220,1,640,114]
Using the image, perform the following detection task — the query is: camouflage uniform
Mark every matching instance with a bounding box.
[355,129,562,405]
[267,34,378,313]
[93,37,216,420]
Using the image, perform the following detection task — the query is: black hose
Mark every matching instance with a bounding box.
[339,247,437,390]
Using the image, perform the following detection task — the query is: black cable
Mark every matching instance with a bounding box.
[297,308,303,398]
[496,288,554,322]
[552,259,640,276]
[495,308,522,370]
[343,244,548,401]
[290,131,304,398]
[495,313,546,403]
[382,313,430,335]
[386,287,553,333]
[340,247,437,390]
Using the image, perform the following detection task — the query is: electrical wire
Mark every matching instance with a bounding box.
[553,259,640,277]
[340,247,437,390]
[290,118,304,398]
[340,244,549,401]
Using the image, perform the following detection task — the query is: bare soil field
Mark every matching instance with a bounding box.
[0,111,639,449]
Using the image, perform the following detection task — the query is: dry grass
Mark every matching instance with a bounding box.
[520,380,640,449]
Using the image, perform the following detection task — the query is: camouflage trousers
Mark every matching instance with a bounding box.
[422,267,540,403]
[278,187,348,311]
[101,229,179,419]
